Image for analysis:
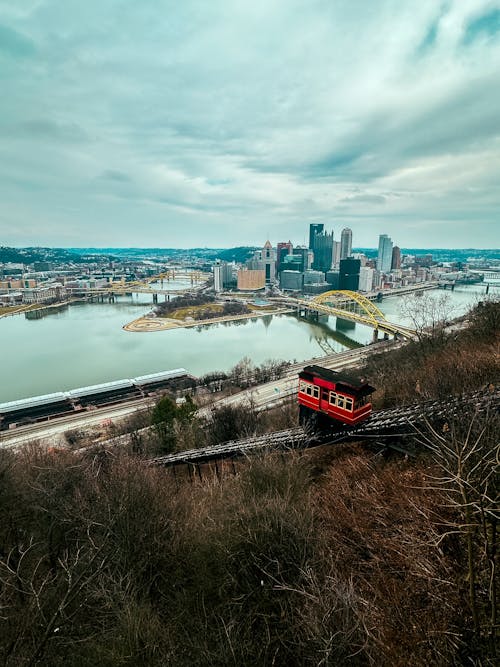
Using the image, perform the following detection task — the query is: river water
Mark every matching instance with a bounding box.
[0,283,496,402]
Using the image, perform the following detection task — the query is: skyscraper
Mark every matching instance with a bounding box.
[339,258,360,291]
[312,230,334,273]
[309,223,324,250]
[359,266,374,292]
[276,241,293,275]
[246,240,276,283]
[391,246,401,270]
[332,241,341,268]
[377,234,393,273]
[340,227,352,260]
[261,240,276,283]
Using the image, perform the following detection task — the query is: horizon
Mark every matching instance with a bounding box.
[1,2,499,247]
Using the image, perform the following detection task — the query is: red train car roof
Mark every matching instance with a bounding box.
[299,365,375,397]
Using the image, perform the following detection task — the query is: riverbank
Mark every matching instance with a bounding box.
[123,306,294,332]
[0,297,81,319]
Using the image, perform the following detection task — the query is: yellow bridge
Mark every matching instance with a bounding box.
[291,290,416,340]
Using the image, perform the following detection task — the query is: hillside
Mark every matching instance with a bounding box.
[0,300,498,666]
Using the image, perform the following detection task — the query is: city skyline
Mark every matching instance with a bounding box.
[1,1,499,248]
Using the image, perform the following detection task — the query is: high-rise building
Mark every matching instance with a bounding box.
[309,223,324,250]
[213,261,224,292]
[377,234,393,273]
[280,254,303,273]
[261,240,275,283]
[359,266,374,292]
[213,260,234,292]
[246,241,276,283]
[293,246,310,272]
[340,228,352,260]
[332,241,341,268]
[391,246,401,271]
[312,230,334,273]
[276,241,293,274]
[339,258,360,291]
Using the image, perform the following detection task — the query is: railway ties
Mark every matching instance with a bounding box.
[150,386,499,470]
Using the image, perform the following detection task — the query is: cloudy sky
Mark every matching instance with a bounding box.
[0,1,499,248]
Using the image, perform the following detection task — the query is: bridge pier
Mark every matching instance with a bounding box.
[383,332,389,340]
[373,328,379,342]
[153,293,158,304]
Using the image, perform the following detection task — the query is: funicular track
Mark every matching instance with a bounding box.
[149,387,499,469]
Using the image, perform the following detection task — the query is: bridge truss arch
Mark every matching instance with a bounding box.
[311,290,387,328]
[291,290,415,339]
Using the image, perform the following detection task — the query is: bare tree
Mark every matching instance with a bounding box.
[400,292,456,349]
[419,406,499,660]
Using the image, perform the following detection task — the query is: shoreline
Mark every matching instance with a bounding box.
[123,307,294,332]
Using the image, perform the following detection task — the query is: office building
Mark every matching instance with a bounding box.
[303,269,325,285]
[276,241,293,274]
[325,271,340,289]
[280,254,302,272]
[312,230,334,273]
[294,246,310,272]
[377,234,393,273]
[246,240,276,284]
[332,241,341,268]
[391,246,401,271]
[309,223,324,250]
[339,258,360,291]
[280,270,303,291]
[237,269,266,291]
[340,228,352,260]
[359,266,375,292]
[213,260,234,292]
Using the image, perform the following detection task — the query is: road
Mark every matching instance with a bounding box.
[0,339,396,450]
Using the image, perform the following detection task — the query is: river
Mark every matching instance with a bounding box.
[0,283,496,403]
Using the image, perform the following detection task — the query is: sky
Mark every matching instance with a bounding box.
[0,1,499,249]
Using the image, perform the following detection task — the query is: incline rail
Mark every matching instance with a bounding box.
[149,387,499,468]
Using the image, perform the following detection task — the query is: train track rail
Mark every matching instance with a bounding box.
[149,386,499,468]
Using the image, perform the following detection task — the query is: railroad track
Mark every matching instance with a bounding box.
[149,386,499,468]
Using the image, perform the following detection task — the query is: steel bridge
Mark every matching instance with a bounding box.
[68,270,211,299]
[290,290,416,340]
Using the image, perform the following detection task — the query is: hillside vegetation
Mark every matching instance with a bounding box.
[0,300,498,666]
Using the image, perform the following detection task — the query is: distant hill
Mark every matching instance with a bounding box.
[1,246,498,265]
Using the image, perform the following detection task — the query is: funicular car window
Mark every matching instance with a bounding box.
[313,386,320,398]
[345,397,353,411]
[337,395,345,408]
[329,391,337,405]
[354,396,367,409]
[299,381,307,393]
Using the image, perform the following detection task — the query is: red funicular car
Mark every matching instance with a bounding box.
[298,365,375,427]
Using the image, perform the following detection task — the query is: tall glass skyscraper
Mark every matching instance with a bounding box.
[312,230,334,273]
[377,234,393,273]
[309,223,324,250]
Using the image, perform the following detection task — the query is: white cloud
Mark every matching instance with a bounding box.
[0,0,499,247]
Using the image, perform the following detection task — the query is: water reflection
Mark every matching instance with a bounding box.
[0,285,497,403]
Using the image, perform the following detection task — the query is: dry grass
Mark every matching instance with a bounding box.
[167,302,224,320]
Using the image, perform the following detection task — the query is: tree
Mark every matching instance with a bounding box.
[400,292,455,350]
[151,396,177,453]
[419,406,499,661]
